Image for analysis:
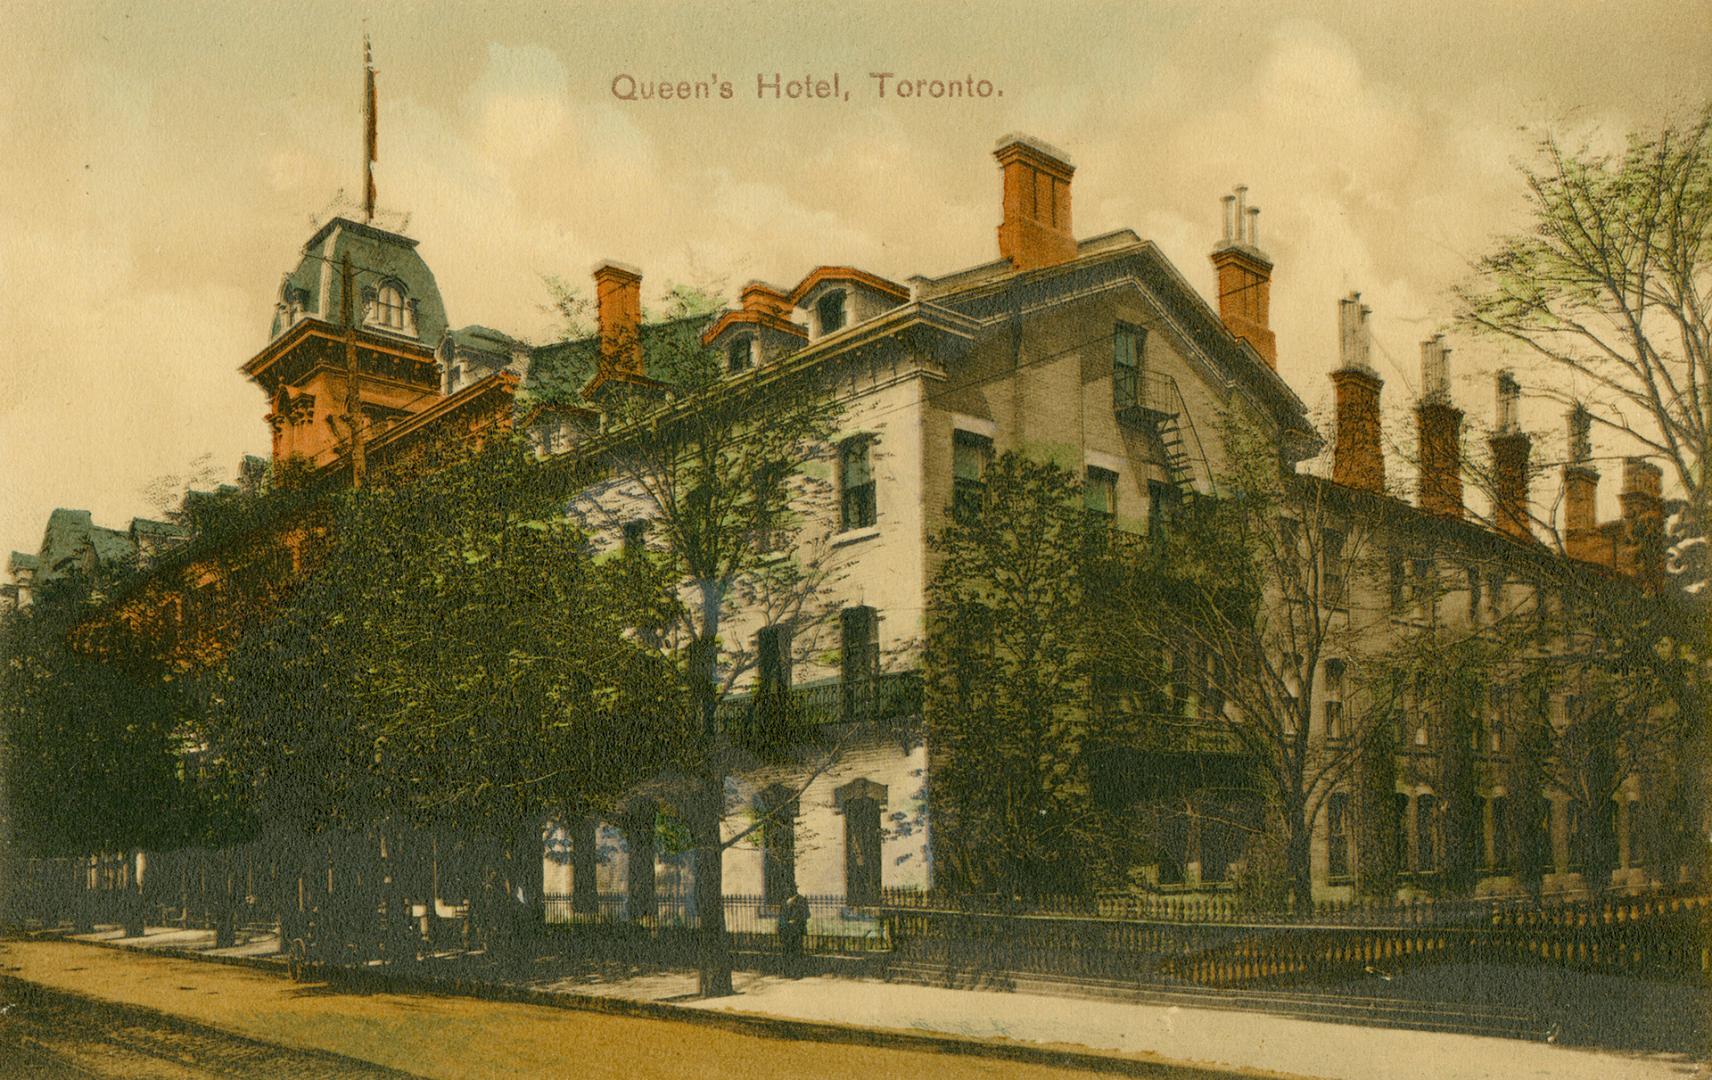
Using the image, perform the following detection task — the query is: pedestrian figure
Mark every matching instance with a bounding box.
[779,890,810,972]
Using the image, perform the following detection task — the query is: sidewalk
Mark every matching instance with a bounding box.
[45,925,1712,1080]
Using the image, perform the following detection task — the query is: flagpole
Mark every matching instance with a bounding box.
[364,35,377,224]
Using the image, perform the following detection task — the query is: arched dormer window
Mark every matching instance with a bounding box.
[817,290,847,336]
[376,282,407,330]
[728,335,754,374]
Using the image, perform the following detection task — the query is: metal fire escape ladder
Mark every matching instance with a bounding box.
[1116,369,1213,496]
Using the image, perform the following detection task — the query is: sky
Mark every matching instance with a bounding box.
[2,0,1707,560]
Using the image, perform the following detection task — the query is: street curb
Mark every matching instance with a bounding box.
[30,932,1311,1080]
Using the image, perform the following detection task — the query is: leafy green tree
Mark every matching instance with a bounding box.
[1106,411,1400,914]
[1,567,188,931]
[924,454,1105,898]
[567,303,844,996]
[1456,105,1712,588]
[201,438,679,949]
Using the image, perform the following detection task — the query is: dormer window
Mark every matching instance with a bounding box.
[376,282,407,329]
[817,290,847,336]
[728,334,754,374]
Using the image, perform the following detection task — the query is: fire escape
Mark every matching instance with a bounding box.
[1114,367,1213,497]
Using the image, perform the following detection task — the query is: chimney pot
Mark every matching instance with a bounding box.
[1489,370,1532,541]
[1333,291,1385,493]
[1416,337,1464,517]
[1211,186,1277,369]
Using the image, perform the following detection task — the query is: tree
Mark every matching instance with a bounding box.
[0,566,188,932]
[1456,105,1712,587]
[566,308,843,996]
[1107,412,1401,913]
[202,437,679,953]
[923,454,1105,898]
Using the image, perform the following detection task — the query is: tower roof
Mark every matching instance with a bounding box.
[269,216,448,346]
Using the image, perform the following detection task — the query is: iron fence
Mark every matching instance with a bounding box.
[541,891,892,955]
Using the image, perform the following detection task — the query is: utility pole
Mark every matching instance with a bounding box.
[341,254,366,489]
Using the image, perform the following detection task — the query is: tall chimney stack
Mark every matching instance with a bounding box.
[1488,370,1532,541]
[1563,404,1602,561]
[1211,186,1277,369]
[1415,335,1464,517]
[594,261,643,377]
[1331,292,1385,493]
[1618,456,1666,593]
[994,134,1077,271]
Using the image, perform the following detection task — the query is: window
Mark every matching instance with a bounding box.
[839,436,876,531]
[1202,654,1226,720]
[1322,528,1346,605]
[1113,322,1145,409]
[376,282,406,329]
[1323,659,1347,740]
[1085,466,1117,524]
[727,335,754,374]
[1416,794,1439,872]
[1490,795,1511,871]
[1147,480,1180,537]
[757,785,798,906]
[1466,565,1482,622]
[757,625,792,694]
[1392,792,1410,872]
[1278,517,1300,564]
[1282,652,1304,733]
[1486,571,1504,618]
[841,606,880,718]
[1167,648,1199,718]
[952,431,992,524]
[1388,552,1406,610]
[817,290,847,335]
[1626,798,1645,869]
[1566,799,1585,870]
[1485,686,1505,753]
[1410,557,1434,610]
[1328,793,1351,879]
[842,792,883,905]
[622,519,649,553]
[753,465,786,554]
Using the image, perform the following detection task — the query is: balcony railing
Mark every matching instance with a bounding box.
[717,671,923,744]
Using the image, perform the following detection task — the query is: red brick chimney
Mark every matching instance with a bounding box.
[1331,292,1385,493]
[1415,335,1463,518]
[995,134,1077,271]
[594,261,643,377]
[1563,404,1602,562]
[1618,456,1666,593]
[1488,370,1532,541]
[1211,186,1277,369]
[740,281,792,319]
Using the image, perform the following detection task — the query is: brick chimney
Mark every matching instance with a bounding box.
[1618,456,1666,593]
[1211,186,1277,369]
[740,281,792,319]
[1488,370,1532,541]
[1331,292,1385,493]
[994,134,1077,271]
[1563,404,1602,561]
[1415,335,1463,518]
[594,261,643,377]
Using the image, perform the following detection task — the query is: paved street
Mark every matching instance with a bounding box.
[0,940,1244,1079]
